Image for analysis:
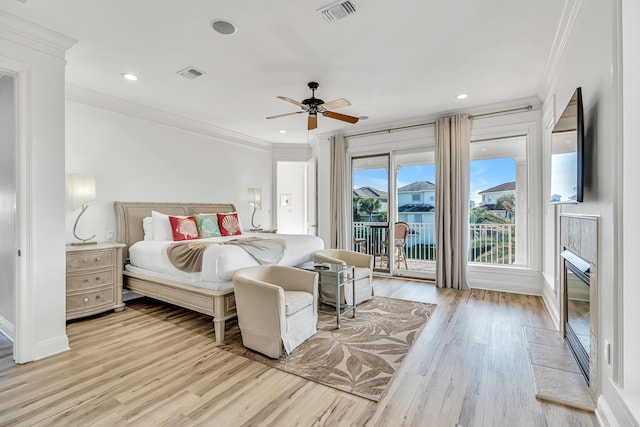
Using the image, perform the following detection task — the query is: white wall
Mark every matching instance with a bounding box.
[65,100,274,243]
[540,0,638,424]
[276,161,307,234]
[0,75,16,337]
[0,11,76,362]
[621,0,640,420]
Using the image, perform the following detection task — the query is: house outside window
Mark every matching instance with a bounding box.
[412,193,420,202]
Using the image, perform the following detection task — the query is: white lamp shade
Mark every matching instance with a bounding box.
[247,187,262,209]
[68,174,96,210]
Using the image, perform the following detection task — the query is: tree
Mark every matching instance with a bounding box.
[469,207,509,224]
[377,211,388,223]
[359,197,382,222]
[495,193,515,219]
[352,195,363,222]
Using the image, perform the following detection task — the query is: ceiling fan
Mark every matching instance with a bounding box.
[266,82,359,131]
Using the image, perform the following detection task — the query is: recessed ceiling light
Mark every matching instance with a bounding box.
[456,93,468,100]
[211,19,237,35]
[279,130,287,134]
[122,73,138,81]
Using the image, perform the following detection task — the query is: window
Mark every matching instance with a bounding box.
[470,137,527,266]
[414,214,423,222]
[412,194,420,202]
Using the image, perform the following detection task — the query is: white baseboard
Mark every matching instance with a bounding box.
[0,314,15,341]
[33,335,69,361]
[541,281,560,330]
[468,266,543,295]
[470,278,542,295]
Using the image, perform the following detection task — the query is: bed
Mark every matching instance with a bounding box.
[115,201,324,341]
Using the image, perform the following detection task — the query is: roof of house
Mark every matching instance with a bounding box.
[353,187,388,200]
[398,181,435,192]
[478,181,516,194]
[398,203,435,213]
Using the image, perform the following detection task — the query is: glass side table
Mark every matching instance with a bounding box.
[297,262,356,329]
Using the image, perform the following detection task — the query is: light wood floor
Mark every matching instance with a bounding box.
[0,278,598,427]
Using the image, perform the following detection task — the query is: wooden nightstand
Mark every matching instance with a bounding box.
[65,242,126,320]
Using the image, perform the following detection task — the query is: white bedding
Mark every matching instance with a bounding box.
[128,232,324,283]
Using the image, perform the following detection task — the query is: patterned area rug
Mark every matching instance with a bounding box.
[219,296,436,401]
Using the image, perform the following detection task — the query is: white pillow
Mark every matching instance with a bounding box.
[143,216,154,241]
[151,210,188,241]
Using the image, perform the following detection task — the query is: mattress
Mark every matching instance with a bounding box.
[128,232,324,283]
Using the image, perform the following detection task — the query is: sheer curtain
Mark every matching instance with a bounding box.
[435,115,472,290]
[330,134,348,249]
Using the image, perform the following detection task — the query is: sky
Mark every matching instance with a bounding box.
[353,158,516,204]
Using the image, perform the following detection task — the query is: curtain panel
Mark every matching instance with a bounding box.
[329,135,348,249]
[435,115,472,290]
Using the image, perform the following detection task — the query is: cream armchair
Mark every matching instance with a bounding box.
[232,265,318,359]
[313,249,374,306]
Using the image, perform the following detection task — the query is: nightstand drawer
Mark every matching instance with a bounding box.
[67,270,114,292]
[67,288,115,312]
[67,250,114,272]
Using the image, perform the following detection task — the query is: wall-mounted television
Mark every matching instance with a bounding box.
[550,87,584,204]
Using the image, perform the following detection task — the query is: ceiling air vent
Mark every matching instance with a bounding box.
[177,66,205,80]
[318,1,356,22]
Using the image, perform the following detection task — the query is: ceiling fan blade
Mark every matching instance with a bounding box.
[277,96,305,108]
[321,98,351,110]
[308,115,318,130]
[322,110,359,124]
[266,111,304,119]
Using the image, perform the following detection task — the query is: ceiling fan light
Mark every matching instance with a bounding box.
[122,73,138,81]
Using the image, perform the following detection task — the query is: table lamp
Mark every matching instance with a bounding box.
[68,174,97,245]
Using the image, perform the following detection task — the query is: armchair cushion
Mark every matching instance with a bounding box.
[284,291,314,316]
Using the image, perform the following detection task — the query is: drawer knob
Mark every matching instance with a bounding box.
[96,295,101,300]
[95,276,100,281]
[83,297,89,302]
[95,257,101,261]
[83,279,89,283]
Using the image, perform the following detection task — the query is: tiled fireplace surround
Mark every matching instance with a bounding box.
[559,213,599,398]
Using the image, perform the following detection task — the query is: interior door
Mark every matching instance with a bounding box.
[0,73,16,355]
[306,158,317,236]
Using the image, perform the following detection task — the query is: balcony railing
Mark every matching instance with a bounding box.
[353,221,516,266]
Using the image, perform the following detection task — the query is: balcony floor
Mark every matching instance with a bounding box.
[373,257,437,275]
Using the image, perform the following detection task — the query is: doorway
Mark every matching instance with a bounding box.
[351,150,438,280]
[393,149,437,280]
[0,72,17,360]
[276,160,315,235]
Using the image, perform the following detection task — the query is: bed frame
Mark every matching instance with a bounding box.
[115,201,238,342]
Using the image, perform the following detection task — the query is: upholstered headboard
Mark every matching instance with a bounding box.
[114,201,237,261]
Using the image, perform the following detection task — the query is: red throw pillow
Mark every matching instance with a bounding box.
[169,216,199,241]
[218,212,242,236]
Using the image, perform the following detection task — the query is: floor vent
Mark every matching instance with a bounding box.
[319,1,356,22]
[177,66,205,80]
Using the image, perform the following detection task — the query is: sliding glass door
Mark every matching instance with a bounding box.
[351,150,437,280]
[393,150,437,280]
[352,155,390,274]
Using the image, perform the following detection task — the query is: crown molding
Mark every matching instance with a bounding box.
[0,11,76,59]
[66,84,273,152]
[539,0,583,97]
